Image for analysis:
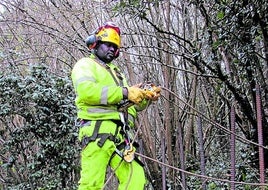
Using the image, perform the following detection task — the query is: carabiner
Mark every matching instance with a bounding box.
[123,143,135,163]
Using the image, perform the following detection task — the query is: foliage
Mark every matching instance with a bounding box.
[112,0,268,189]
[0,65,79,189]
[0,0,268,189]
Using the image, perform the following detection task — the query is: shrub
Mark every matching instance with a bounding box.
[0,65,80,189]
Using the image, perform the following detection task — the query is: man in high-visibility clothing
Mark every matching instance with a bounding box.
[71,22,161,190]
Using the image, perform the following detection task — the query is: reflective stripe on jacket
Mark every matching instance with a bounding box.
[71,54,137,124]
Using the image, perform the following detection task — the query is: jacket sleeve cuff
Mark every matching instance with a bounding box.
[122,87,128,99]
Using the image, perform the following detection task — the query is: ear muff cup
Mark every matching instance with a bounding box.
[114,48,120,58]
[85,35,98,49]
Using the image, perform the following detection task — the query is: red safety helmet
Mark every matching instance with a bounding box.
[98,21,121,35]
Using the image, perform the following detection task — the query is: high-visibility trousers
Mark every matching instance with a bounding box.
[78,121,146,190]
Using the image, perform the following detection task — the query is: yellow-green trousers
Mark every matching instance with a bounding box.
[78,121,146,190]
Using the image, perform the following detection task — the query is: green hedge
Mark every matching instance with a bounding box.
[0,65,80,189]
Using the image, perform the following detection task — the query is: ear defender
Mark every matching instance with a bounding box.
[85,35,98,49]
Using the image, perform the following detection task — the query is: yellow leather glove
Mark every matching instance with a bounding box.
[127,85,146,104]
[144,85,161,101]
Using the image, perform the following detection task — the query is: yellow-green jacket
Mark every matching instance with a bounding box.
[71,54,144,126]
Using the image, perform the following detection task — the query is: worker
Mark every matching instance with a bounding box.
[71,22,161,190]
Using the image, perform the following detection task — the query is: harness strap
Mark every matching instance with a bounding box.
[82,133,120,148]
[89,120,101,142]
[105,65,124,87]
[81,120,121,148]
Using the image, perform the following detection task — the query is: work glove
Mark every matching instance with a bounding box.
[144,85,161,101]
[127,84,146,104]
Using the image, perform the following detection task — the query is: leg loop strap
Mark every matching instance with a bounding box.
[81,133,120,148]
[81,120,120,148]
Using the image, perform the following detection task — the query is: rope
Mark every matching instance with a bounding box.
[135,152,268,187]
[131,86,268,188]
[102,158,123,189]
[103,86,267,188]
[161,86,268,150]
[102,102,150,189]
[132,101,151,142]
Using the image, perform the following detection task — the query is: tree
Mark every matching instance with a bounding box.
[1,0,267,189]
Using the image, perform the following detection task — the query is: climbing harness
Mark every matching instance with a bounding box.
[76,113,138,163]
[76,119,120,148]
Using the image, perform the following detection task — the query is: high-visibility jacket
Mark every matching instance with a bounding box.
[71,54,141,126]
